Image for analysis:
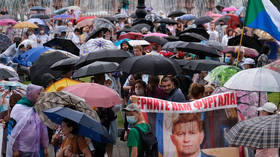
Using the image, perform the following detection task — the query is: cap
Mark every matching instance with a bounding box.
[122,103,140,112]
[257,102,277,113]
[242,58,255,66]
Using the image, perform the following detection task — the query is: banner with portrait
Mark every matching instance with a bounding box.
[133,92,239,157]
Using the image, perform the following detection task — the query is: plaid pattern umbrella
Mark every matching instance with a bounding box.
[34,91,100,130]
[225,114,280,148]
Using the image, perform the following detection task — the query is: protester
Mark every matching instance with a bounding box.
[188,83,205,101]
[161,76,186,102]
[37,28,50,45]
[242,58,255,69]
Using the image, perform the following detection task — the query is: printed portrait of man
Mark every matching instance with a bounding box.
[170,113,215,157]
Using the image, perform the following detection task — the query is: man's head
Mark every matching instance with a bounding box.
[74,28,80,35]
[242,58,255,69]
[18,44,26,53]
[133,45,143,56]
[171,113,204,157]
[225,51,236,65]
[161,76,176,94]
[83,26,90,33]
[123,103,143,125]
[210,22,215,31]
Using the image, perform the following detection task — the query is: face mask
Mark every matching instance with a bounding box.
[135,89,145,96]
[126,116,137,124]
[225,57,230,64]
[40,31,44,34]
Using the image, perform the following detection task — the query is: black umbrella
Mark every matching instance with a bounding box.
[162,41,186,52]
[75,49,132,68]
[0,33,11,53]
[182,60,225,72]
[178,28,209,39]
[177,42,221,57]
[215,15,231,25]
[43,38,80,56]
[179,33,207,42]
[216,5,225,12]
[30,14,50,19]
[30,50,75,86]
[100,16,117,23]
[173,59,190,66]
[194,16,213,25]
[228,35,263,52]
[119,55,182,75]
[30,6,46,11]
[50,57,80,70]
[130,23,151,32]
[73,61,119,78]
[144,36,168,45]
[164,36,180,41]
[86,27,109,41]
[168,10,185,17]
[156,18,177,25]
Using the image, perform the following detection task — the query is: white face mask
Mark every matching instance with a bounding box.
[40,31,44,34]
[135,89,145,96]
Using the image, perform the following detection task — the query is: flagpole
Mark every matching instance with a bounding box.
[235,26,245,66]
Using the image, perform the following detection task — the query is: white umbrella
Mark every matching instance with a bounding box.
[80,38,116,55]
[224,68,280,92]
[128,40,150,47]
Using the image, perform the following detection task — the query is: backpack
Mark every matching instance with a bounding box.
[134,126,158,157]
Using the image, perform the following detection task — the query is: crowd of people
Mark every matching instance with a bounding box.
[0,3,278,157]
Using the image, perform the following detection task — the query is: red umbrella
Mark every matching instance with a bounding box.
[118,32,143,40]
[222,46,259,58]
[264,59,280,73]
[226,14,240,29]
[62,83,122,108]
[76,16,96,24]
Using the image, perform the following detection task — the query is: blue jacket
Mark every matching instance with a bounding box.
[167,88,186,102]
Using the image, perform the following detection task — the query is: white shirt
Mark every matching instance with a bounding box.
[28,34,37,43]
[69,32,80,47]
[221,35,232,46]
[207,30,219,42]
[37,34,49,45]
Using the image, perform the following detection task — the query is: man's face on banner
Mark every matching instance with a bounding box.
[170,121,204,157]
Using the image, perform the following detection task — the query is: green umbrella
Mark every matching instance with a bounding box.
[204,65,241,86]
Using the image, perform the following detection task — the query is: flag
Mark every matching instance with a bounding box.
[245,0,280,41]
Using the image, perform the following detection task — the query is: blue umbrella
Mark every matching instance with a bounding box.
[114,38,131,47]
[43,106,112,143]
[180,14,196,21]
[20,46,52,66]
[54,14,73,19]
[28,18,45,25]
[30,6,46,11]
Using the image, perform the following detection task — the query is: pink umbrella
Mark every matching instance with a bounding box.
[222,46,259,58]
[144,33,168,37]
[222,7,238,12]
[205,11,223,18]
[0,19,17,26]
[62,83,122,108]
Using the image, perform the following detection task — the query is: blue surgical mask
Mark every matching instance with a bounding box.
[224,57,230,64]
[126,116,137,124]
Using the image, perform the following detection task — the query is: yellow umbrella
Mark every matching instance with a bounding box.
[13,21,38,29]
[46,78,81,92]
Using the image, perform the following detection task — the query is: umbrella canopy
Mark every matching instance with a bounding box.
[45,78,81,92]
[222,46,259,58]
[194,16,213,25]
[76,16,96,23]
[168,10,185,17]
[114,39,131,47]
[179,33,207,42]
[76,49,131,68]
[0,80,26,94]
[30,14,50,19]
[30,50,76,86]
[162,41,185,52]
[0,19,17,26]
[0,34,11,52]
[13,21,38,29]
[63,83,122,108]
[30,6,45,11]
[50,57,79,70]
[35,91,100,129]
[178,28,210,40]
[100,16,118,23]
[80,38,116,55]
[143,33,168,38]
[0,64,18,80]
[54,8,67,15]
[73,61,119,78]
[93,18,116,31]
[204,65,241,86]
[86,27,109,41]
[224,68,280,92]
[182,60,225,72]
[54,26,68,34]
[20,46,52,65]
[128,40,150,47]
[119,55,182,75]
[214,15,231,25]
[164,36,180,42]
[144,36,168,45]
[54,14,73,19]
[76,18,95,28]
[43,106,112,143]
[173,59,189,66]
[222,7,237,12]
[216,5,225,12]
[27,18,45,25]
[43,38,80,56]
[264,59,280,73]
[177,42,221,57]
[118,32,143,40]
[206,12,223,18]
[156,18,177,25]
[114,14,128,19]
[228,35,263,52]
[67,6,81,11]
[130,23,151,32]
[179,14,196,21]
[225,114,280,148]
